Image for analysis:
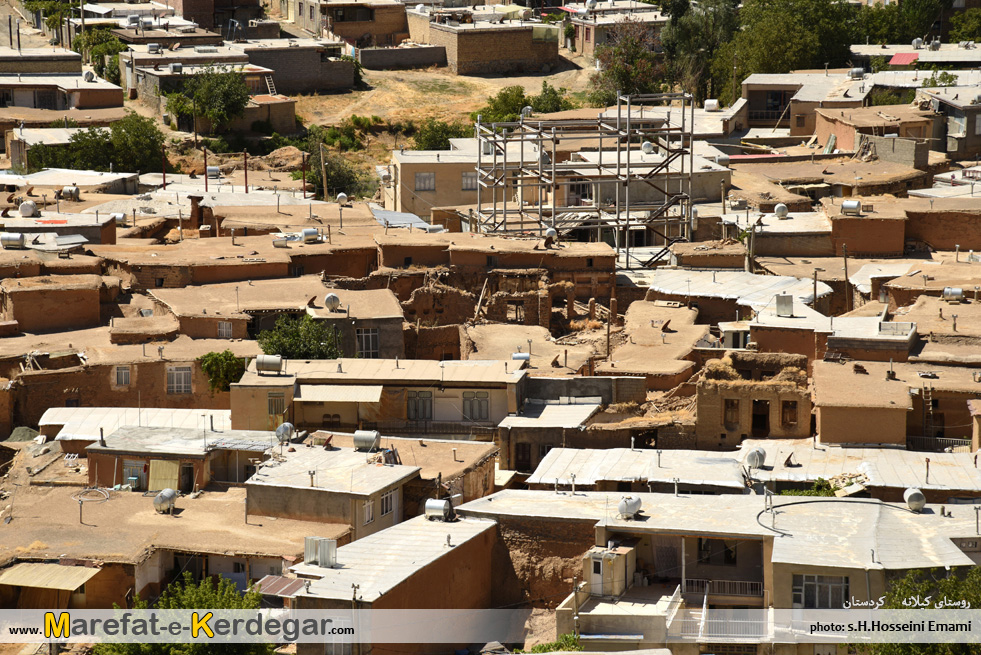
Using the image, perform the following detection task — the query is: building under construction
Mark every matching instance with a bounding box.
[471,92,698,267]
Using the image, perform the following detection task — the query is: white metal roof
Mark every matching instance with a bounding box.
[40,406,232,441]
[295,384,383,403]
[647,269,832,308]
[498,402,600,429]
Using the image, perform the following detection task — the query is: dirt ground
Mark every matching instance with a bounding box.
[522,607,558,650]
[294,58,596,126]
[0,0,48,49]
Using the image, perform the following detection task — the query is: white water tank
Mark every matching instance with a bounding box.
[0,233,26,250]
[425,498,452,521]
[255,354,283,374]
[353,430,380,452]
[545,227,557,239]
[18,200,36,217]
[275,422,295,444]
[336,192,348,205]
[641,141,655,155]
[774,203,789,219]
[206,166,220,179]
[324,292,341,311]
[848,67,865,79]
[301,228,319,243]
[715,153,730,167]
[904,488,926,512]
[942,287,964,302]
[61,185,80,201]
[841,199,862,216]
[618,495,642,519]
[704,98,720,112]
[745,447,766,469]
[153,488,178,513]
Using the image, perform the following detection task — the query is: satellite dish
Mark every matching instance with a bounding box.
[641,141,655,155]
[324,293,341,311]
[335,192,348,205]
[83,70,95,82]
[275,422,295,444]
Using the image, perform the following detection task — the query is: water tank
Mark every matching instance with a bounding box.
[109,212,125,223]
[324,292,341,311]
[1,233,26,250]
[301,228,319,244]
[127,14,140,25]
[617,495,642,519]
[83,70,95,83]
[336,192,348,205]
[424,498,452,521]
[745,447,766,469]
[206,166,220,179]
[704,98,720,112]
[275,422,295,444]
[848,67,865,80]
[153,488,178,513]
[904,488,926,512]
[255,354,283,374]
[61,185,79,201]
[585,0,598,8]
[545,227,557,239]
[942,286,964,302]
[913,37,923,49]
[841,199,862,216]
[169,62,183,74]
[147,43,161,54]
[521,106,533,118]
[511,352,531,361]
[18,200,37,217]
[774,203,789,219]
[715,153,730,167]
[353,430,380,452]
[641,141,655,155]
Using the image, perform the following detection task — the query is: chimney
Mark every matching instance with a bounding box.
[99,427,106,447]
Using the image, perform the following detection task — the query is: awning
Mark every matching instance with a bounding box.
[255,575,306,598]
[82,3,114,14]
[0,563,100,591]
[889,52,919,66]
[147,459,180,492]
[295,384,383,403]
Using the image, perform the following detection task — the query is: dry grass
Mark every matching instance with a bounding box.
[608,401,643,415]
[570,318,603,331]
[703,357,741,380]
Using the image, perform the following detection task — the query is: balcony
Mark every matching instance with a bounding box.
[684,578,764,598]
[362,419,497,440]
[748,109,788,123]
[907,435,971,453]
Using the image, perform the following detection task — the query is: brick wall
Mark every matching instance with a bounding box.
[358,45,446,69]
[244,48,355,93]
[410,17,558,75]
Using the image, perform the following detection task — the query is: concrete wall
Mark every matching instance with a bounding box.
[830,215,906,256]
[523,375,647,405]
[358,45,446,69]
[696,380,812,450]
[243,49,355,93]
[817,405,907,445]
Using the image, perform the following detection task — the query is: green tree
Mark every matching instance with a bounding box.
[660,0,738,102]
[93,572,273,655]
[168,65,251,133]
[471,82,575,123]
[517,634,582,654]
[779,478,837,496]
[589,18,666,107]
[108,113,167,173]
[257,314,343,360]
[866,567,981,655]
[529,80,575,113]
[922,66,958,87]
[413,117,471,150]
[200,350,246,393]
[951,7,981,41]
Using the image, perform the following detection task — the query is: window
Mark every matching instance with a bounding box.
[696,538,737,566]
[298,2,303,18]
[586,258,594,268]
[217,321,233,339]
[585,27,591,42]
[781,400,798,427]
[487,255,499,268]
[592,560,601,575]
[463,391,489,421]
[723,399,740,428]
[155,278,165,288]
[792,574,848,609]
[795,115,805,128]
[407,390,432,420]
[115,365,131,387]
[292,264,305,277]
[309,4,314,19]
[268,392,285,417]
[363,499,374,525]
[574,25,579,39]
[233,562,246,574]
[0,89,12,108]
[381,489,396,516]
[539,444,553,459]
[356,328,379,358]
[166,366,192,394]
[462,171,478,191]
[975,114,981,136]
[415,172,435,192]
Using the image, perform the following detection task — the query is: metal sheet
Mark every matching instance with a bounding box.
[0,563,100,591]
[147,459,180,492]
[295,384,383,403]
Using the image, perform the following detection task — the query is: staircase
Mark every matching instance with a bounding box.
[265,74,277,95]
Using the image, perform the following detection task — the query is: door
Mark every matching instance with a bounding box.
[179,464,194,493]
[590,557,604,595]
[515,443,532,472]
[752,400,770,438]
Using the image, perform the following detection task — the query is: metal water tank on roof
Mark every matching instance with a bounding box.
[153,488,178,513]
[424,498,452,521]
[904,488,926,512]
[617,495,642,519]
[942,287,964,302]
[301,228,319,244]
[18,200,36,217]
[324,293,341,311]
[704,98,720,112]
[745,447,766,469]
[255,354,283,374]
[841,199,862,216]
[276,422,295,444]
[206,166,220,179]
[774,203,789,219]
[61,185,80,201]
[353,430,380,452]
[715,153,730,167]
[0,233,26,250]
[848,67,865,80]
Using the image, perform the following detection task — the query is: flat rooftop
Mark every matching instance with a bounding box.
[456,489,977,571]
[741,438,981,493]
[894,294,981,338]
[814,104,935,128]
[813,360,981,409]
[596,301,708,377]
[525,447,746,489]
[646,269,832,308]
[742,72,870,104]
[751,296,914,343]
[0,47,81,61]
[40,407,232,442]
[0,73,120,91]
[722,210,831,235]
[0,168,136,189]
[88,425,275,457]
[499,401,601,429]
[235,357,526,387]
[466,324,595,376]
[0,274,103,293]
[246,444,419,496]
[290,515,496,602]
[852,43,981,64]
[6,127,108,146]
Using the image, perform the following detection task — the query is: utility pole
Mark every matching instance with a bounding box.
[813,267,824,308]
[842,243,851,312]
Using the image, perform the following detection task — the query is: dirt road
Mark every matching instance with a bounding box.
[0,0,49,49]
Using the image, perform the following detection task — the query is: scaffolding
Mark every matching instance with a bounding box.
[473,91,696,268]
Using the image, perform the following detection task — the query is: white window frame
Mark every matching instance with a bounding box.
[792,574,849,609]
[115,365,131,387]
[461,171,478,191]
[414,172,435,192]
[356,327,379,358]
[217,321,233,339]
[363,499,374,525]
[463,391,489,421]
[381,489,395,516]
[166,366,192,394]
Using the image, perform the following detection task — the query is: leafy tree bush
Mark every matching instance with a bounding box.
[950,7,981,41]
[589,18,666,107]
[660,0,737,101]
[413,118,471,150]
[27,113,165,174]
[71,28,126,84]
[922,66,958,87]
[779,478,837,496]
[516,634,582,653]
[471,82,575,123]
[257,315,343,360]
[200,350,246,393]
[167,65,251,133]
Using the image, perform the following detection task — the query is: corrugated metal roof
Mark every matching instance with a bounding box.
[255,575,306,597]
[0,563,100,590]
[499,403,600,429]
[889,52,919,66]
[295,384,383,403]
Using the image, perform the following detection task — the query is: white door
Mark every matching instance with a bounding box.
[590,557,603,595]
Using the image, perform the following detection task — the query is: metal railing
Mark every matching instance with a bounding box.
[748,109,788,122]
[363,420,497,439]
[907,435,972,453]
[684,578,764,597]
